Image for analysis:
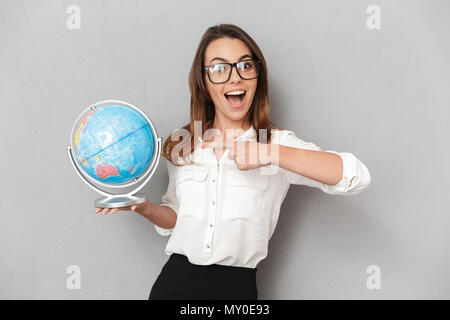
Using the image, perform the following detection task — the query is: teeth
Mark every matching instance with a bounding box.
[225,90,245,96]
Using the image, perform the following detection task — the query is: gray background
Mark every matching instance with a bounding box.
[0,0,448,299]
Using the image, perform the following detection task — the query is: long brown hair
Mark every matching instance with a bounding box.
[162,23,279,166]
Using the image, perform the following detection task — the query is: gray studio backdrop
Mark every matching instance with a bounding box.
[0,0,448,299]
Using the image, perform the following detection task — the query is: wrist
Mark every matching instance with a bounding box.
[142,201,156,218]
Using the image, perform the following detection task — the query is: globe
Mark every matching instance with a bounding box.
[72,104,155,185]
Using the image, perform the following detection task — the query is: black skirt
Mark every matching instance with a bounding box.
[149,253,258,300]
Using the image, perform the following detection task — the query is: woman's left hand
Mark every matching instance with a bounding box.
[201,139,272,170]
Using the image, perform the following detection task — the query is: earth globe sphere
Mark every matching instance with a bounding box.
[67,100,162,208]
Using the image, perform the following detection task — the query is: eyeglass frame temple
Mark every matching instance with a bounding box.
[203,59,261,83]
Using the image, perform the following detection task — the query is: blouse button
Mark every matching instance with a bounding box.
[212,201,215,206]
[210,224,213,228]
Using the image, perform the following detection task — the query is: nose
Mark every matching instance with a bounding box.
[228,64,241,83]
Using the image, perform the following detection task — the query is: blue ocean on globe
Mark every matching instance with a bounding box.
[73,105,155,184]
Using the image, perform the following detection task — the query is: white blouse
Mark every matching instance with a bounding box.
[154,126,371,269]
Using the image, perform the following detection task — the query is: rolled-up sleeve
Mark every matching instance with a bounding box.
[155,159,179,236]
[278,130,371,195]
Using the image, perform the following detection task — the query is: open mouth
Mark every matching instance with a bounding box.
[224,90,246,108]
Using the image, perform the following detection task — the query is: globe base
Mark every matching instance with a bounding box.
[94,193,147,208]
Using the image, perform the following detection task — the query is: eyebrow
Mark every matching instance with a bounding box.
[208,54,253,65]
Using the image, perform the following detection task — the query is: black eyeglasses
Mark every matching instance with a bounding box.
[204,59,261,84]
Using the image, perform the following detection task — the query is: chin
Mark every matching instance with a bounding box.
[225,104,249,118]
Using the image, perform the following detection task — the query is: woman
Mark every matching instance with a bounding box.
[95,24,371,300]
